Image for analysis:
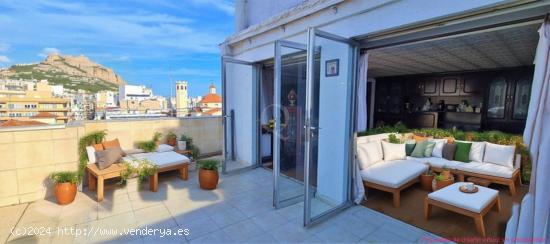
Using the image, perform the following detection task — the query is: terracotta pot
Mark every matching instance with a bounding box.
[420,174,434,191]
[432,178,454,191]
[54,182,77,205]
[167,137,177,146]
[441,170,452,180]
[199,169,219,190]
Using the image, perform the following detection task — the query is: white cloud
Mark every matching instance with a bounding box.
[190,0,233,15]
[39,47,60,57]
[0,43,9,52]
[0,55,11,63]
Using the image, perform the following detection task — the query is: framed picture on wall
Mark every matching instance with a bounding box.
[325,59,339,77]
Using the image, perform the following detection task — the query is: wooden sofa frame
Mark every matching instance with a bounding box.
[430,154,522,196]
[87,161,188,202]
[363,177,419,208]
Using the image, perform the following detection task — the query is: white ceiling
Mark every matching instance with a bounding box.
[367,23,540,77]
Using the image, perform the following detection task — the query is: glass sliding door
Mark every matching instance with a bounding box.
[303,28,357,226]
[222,57,260,174]
[273,40,308,208]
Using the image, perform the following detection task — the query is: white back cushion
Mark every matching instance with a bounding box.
[86,146,96,164]
[430,139,447,158]
[483,142,515,168]
[455,140,486,163]
[357,141,383,169]
[469,141,486,162]
[382,141,406,161]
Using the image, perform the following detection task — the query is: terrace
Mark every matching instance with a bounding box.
[0,116,448,243]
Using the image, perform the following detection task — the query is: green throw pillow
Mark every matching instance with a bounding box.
[454,142,472,162]
[405,142,416,156]
[410,141,427,158]
[424,141,436,157]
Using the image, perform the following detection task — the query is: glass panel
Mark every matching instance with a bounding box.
[274,44,307,207]
[223,61,258,172]
[487,77,507,119]
[513,78,531,120]
[305,31,353,224]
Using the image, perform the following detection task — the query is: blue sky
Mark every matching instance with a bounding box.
[0,0,234,97]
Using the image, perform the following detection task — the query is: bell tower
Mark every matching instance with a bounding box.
[176,81,189,117]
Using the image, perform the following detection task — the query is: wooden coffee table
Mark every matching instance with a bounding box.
[424,182,500,237]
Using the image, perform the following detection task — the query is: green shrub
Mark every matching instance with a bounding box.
[78,130,107,183]
[120,159,158,186]
[180,134,200,158]
[50,171,79,184]
[388,134,400,144]
[137,141,157,152]
[197,159,219,171]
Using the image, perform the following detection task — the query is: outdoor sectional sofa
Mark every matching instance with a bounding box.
[357,133,521,207]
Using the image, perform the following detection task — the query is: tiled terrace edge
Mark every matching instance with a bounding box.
[0,116,222,207]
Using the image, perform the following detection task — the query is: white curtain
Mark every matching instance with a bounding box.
[356,53,369,132]
[353,53,369,204]
[505,18,550,243]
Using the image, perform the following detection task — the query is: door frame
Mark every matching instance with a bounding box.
[273,40,308,209]
[221,56,262,175]
[303,27,359,227]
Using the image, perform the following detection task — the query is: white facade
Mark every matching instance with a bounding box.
[51,85,64,97]
[222,0,550,226]
[118,84,153,102]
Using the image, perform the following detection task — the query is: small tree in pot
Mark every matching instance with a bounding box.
[197,159,219,190]
[50,171,79,205]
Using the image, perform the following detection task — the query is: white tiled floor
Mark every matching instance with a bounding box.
[2,168,451,243]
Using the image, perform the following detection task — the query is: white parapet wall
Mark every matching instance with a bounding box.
[0,116,222,207]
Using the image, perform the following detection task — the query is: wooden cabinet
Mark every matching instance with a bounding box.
[484,69,533,133]
[439,75,484,96]
[440,76,460,96]
[461,74,484,95]
[418,77,439,96]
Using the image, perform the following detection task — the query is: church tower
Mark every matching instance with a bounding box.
[209,83,216,94]
[176,81,189,117]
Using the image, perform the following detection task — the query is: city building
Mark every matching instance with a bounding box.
[0,79,70,124]
[118,84,152,102]
[175,81,189,117]
[198,84,222,116]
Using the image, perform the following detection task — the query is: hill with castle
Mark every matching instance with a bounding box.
[0,54,125,93]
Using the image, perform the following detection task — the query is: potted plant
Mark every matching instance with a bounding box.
[420,167,434,191]
[166,132,177,147]
[50,171,79,205]
[432,173,454,191]
[153,132,162,146]
[197,159,219,190]
[178,134,189,151]
[441,165,452,180]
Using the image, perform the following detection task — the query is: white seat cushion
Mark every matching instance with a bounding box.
[360,160,428,188]
[124,151,190,168]
[484,142,515,168]
[455,162,516,178]
[428,182,498,213]
[406,156,463,170]
[357,141,383,169]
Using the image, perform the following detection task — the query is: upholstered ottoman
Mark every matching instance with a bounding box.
[424,182,500,237]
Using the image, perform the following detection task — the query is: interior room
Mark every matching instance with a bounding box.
[365,22,538,134]
[361,22,538,237]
